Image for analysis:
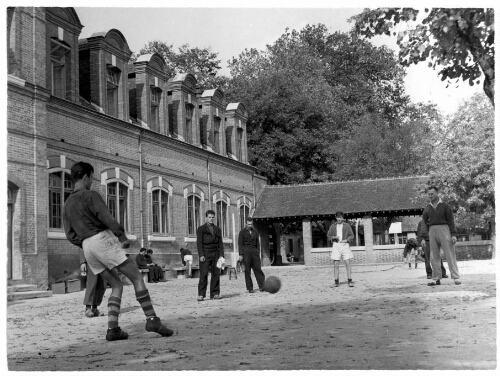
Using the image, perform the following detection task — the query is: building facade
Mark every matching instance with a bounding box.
[7,7,267,289]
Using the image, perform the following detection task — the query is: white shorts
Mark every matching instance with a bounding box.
[330,243,353,261]
[82,229,128,274]
[184,255,193,264]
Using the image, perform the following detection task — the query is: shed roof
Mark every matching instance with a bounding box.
[253,176,427,220]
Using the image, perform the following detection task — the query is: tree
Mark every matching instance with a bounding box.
[350,8,495,106]
[136,41,227,90]
[226,25,417,184]
[422,92,494,233]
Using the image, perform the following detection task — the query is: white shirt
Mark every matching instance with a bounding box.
[336,223,343,242]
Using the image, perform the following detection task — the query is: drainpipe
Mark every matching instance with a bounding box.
[139,130,144,248]
[207,156,212,209]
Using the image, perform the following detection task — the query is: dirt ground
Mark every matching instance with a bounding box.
[6,259,497,371]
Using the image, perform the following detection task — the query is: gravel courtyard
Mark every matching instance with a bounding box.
[6,259,497,371]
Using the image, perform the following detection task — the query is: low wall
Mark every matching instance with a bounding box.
[308,240,493,266]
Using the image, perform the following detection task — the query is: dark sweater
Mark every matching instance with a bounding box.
[238,227,259,255]
[421,201,457,237]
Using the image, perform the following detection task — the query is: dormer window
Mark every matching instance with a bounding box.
[50,38,70,98]
[213,116,221,154]
[106,66,120,117]
[185,103,194,144]
[150,87,162,132]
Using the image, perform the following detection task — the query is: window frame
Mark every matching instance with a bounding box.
[237,128,243,160]
[151,187,170,235]
[106,66,120,117]
[150,87,162,131]
[213,116,221,154]
[48,168,74,230]
[186,193,202,237]
[105,178,130,232]
[50,38,70,99]
[215,199,229,238]
[239,204,251,231]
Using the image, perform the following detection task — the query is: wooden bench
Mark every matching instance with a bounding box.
[173,266,200,279]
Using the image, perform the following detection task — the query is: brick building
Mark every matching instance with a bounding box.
[7,7,266,289]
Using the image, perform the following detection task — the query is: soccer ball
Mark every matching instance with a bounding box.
[263,276,281,294]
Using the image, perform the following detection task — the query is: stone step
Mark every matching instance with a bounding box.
[7,290,53,301]
[7,284,38,293]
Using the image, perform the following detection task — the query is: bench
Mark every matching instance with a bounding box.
[173,266,200,279]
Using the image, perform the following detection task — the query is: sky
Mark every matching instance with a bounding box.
[72,2,488,116]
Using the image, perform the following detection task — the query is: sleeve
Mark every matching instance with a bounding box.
[345,223,354,243]
[256,231,260,252]
[196,226,204,258]
[326,224,335,243]
[88,192,128,243]
[63,210,83,248]
[446,204,457,236]
[79,248,86,264]
[420,209,429,240]
[238,230,244,256]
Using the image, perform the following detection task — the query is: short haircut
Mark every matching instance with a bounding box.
[139,248,147,253]
[335,211,344,217]
[147,249,153,254]
[246,217,253,223]
[71,162,94,182]
[427,186,439,192]
[205,209,216,217]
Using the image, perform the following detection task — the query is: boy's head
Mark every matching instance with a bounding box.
[205,209,216,224]
[147,249,153,254]
[335,211,344,223]
[139,248,147,254]
[71,162,94,182]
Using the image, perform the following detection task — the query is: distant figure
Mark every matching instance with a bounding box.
[403,238,419,269]
[327,211,355,287]
[146,249,164,282]
[136,248,157,283]
[238,217,265,293]
[420,186,460,287]
[180,248,193,278]
[80,249,106,318]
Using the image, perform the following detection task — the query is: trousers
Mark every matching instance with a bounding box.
[198,252,221,297]
[83,265,107,306]
[422,240,447,277]
[429,225,460,280]
[243,249,266,291]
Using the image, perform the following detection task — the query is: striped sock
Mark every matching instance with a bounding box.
[136,289,157,319]
[107,296,121,329]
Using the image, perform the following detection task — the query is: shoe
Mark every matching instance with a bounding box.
[334,280,340,287]
[454,280,461,285]
[106,327,129,341]
[427,280,441,286]
[85,308,101,318]
[211,295,221,300]
[348,281,354,287]
[442,275,449,278]
[146,317,174,337]
[259,289,265,292]
[427,275,432,279]
[248,290,254,293]
[197,296,204,301]
[415,264,418,269]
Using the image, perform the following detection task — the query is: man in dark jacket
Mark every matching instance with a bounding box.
[238,217,265,293]
[196,209,224,301]
[417,220,448,279]
[135,248,157,283]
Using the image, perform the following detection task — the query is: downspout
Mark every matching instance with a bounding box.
[139,130,144,248]
[207,156,212,209]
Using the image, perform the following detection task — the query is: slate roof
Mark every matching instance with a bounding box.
[253,176,428,220]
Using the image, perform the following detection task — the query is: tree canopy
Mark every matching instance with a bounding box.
[350,8,495,106]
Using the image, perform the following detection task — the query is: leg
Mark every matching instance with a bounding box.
[198,258,210,298]
[423,241,433,277]
[440,260,448,277]
[334,260,340,283]
[438,227,460,280]
[98,268,125,332]
[429,228,443,281]
[83,266,99,309]
[209,257,221,297]
[92,273,106,311]
[244,253,254,291]
[115,258,173,337]
[251,251,266,290]
[344,259,352,280]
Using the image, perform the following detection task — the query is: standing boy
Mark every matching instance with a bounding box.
[63,161,173,341]
[327,211,355,287]
[420,186,461,286]
[196,210,224,301]
[238,217,265,293]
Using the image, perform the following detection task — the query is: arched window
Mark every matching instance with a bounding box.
[101,168,133,233]
[152,188,169,234]
[215,199,229,238]
[187,194,201,236]
[48,170,73,229]
[239,204,250,230]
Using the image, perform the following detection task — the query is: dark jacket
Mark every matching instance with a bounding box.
[136,254,149,269]
[196,223,224,258]
[63,187,127,248]
[238,227,260,255]
[327,222,354,245]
